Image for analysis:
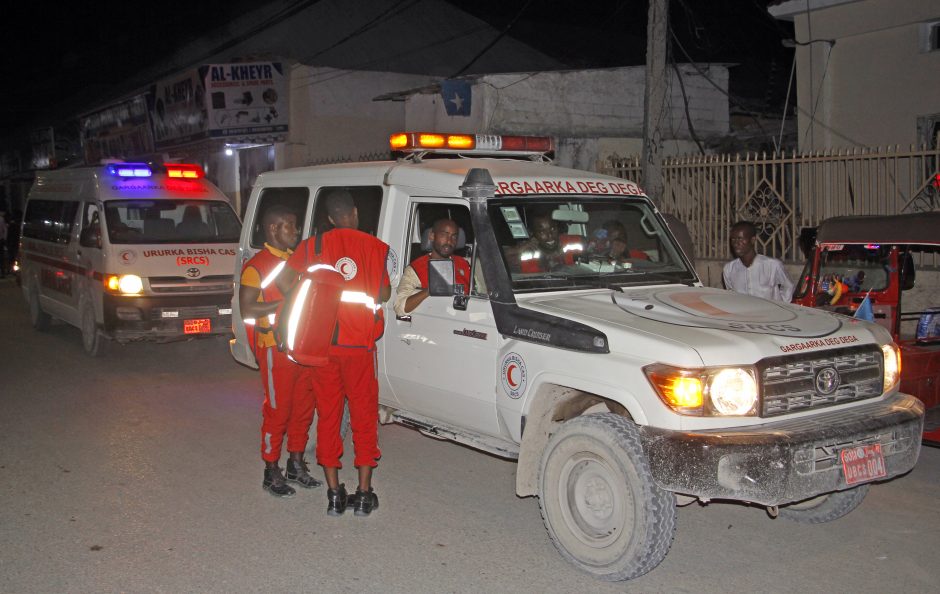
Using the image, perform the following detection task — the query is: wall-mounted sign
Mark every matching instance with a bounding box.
[150,68,210,149]
[80,95,154,164]
[204,62,289,142]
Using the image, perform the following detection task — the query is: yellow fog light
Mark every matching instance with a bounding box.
[104,274,143,295]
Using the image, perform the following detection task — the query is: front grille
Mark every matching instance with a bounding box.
[149,305,231,320]
[149,275,232,294]
[759,345,883,417]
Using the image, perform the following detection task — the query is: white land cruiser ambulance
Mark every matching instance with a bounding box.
[21,162,241,356]
[230,133,924,581]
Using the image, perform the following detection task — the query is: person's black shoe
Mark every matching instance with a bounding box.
[352,487,379,517]
[285,457,322,488]
[262,466,296,498]
[327,484,348,516]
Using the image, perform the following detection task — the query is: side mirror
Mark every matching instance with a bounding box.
[79,225,101,248]
[427,258,455,297]
[900,252,916,291]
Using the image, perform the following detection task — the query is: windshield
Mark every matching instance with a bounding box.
[818,244,890,294]
[103,200,241,244]
[488,196,696,292]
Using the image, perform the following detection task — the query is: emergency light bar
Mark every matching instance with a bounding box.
[165,164,205,179]
[107,163,152,178]
[390,132,554,156]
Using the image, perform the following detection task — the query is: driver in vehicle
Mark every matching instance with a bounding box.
[519,215,583,273]
[394,218,471,315]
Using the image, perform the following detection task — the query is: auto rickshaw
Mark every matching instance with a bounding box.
[793,212,940,443]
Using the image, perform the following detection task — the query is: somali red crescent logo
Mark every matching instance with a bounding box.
[506,364,519,387]
[500,352,527,399]
[335,257,357,280]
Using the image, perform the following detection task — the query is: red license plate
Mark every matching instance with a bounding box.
[841,443,887,486]
[184,318,211,334]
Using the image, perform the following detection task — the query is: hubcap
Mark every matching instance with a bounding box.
[559,454,627,549]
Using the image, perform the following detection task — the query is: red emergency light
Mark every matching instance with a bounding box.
[165,164,205,179]
[390,132,554,156]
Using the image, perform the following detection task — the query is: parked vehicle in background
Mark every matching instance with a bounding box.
[793,212,940,443]
[19,161,241,356]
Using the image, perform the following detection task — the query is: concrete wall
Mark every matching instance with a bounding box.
[286,65,436,167]
[405,65,729,169]
[776,0,940,150]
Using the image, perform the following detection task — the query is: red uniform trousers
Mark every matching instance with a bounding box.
[311,347,381,469]
[259,345,316,463]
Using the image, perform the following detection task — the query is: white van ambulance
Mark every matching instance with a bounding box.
[21,161,240,356]
[231,133,924,581]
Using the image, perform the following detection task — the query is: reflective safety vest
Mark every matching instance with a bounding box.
[241,247,290,355]
[520,234,583,273]
[288,227,389,349]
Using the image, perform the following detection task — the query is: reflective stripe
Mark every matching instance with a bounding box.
[260,261,287,289]
[340,290,381,312]
[266,348,277,409]
[244,318,256,325]
[267,313,276,324]
[264,432,273,455]
[520,250,540,261]
[563,243,583,252]
[306,263,339,273]
[287,279,312,351]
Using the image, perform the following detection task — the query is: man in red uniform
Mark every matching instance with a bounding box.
[280,190,390,517]
[519,215,583,273]
[239,205,322,497]
[393,218,471,316]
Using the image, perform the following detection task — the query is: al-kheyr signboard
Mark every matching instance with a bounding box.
[149,62,289,149]
[204,62,289,142]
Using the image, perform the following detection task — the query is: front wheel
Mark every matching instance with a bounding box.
[81,301,105,357]
[27,282,51,331]
[778,484,869,524]
[538,413,676,581]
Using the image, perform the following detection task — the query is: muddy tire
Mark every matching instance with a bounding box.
[81,301,105,357]
[27,282,50,331]
[538,413,676,581]
[778,484,869,524]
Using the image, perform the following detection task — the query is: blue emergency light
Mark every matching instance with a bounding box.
[107,163,152,178]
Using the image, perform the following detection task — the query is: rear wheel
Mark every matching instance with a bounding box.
[778,484,870,524]
[27,282,50,331]
[81,301,105,357]
[538,413,676,581]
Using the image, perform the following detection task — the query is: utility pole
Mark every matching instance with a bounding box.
[643,0,669,206]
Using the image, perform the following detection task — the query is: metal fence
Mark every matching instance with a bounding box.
[600,145,940,263]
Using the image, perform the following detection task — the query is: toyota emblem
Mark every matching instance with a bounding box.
[186,267,202,278]
[814,367,841,395]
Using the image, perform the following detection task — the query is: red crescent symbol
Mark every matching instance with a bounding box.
[340,262,349,274]
[670,291,734,317]
[506,363,519,388]
[122,253,131,262]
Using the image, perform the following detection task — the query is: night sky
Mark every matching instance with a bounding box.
[1,0,792,139]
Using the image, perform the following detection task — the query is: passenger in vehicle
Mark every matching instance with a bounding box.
[177,205,210,238]
[239,205,321,498]
[723,220,794,302]
[589,220,649,263]
[394,218,471,315]
[519,215,583,273]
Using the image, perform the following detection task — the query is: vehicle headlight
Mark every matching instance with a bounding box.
[105,274,143,295]
[881,343,901,392]
[645,364,758,416]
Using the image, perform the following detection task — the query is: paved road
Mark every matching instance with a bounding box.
[1,277,938,593]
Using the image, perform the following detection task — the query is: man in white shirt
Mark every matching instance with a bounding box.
[722,221,793,302]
